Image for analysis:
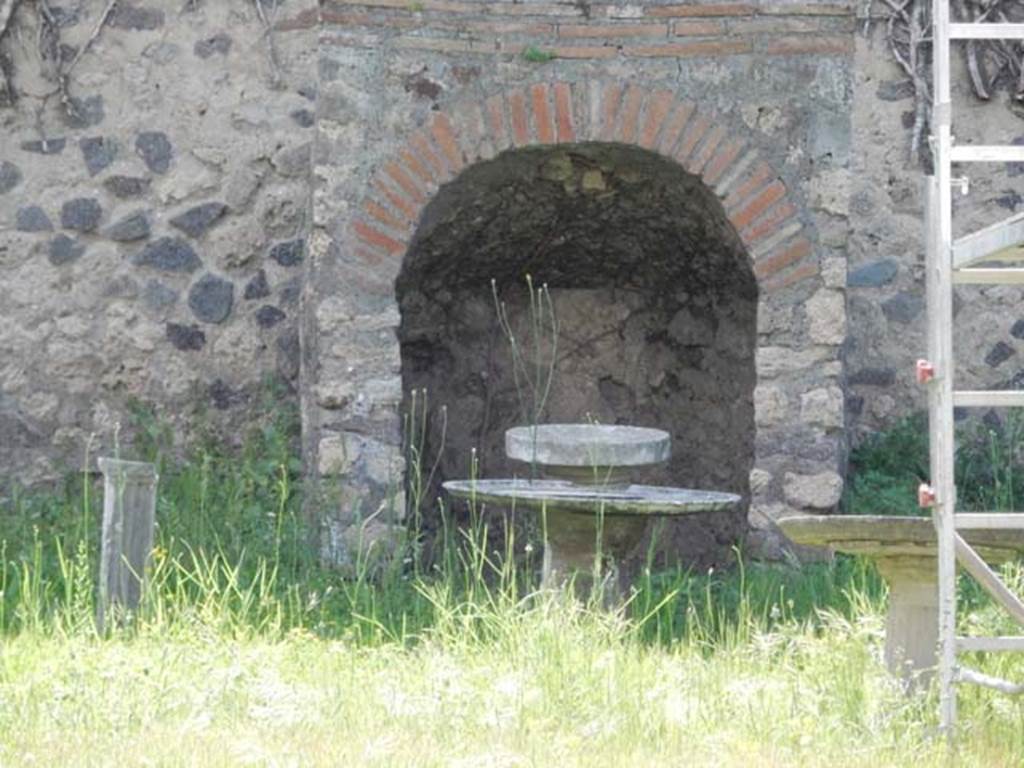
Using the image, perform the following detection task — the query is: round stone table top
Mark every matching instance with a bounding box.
[505,424,671,468]
[443,478,740,516]
[778,514,1024,560]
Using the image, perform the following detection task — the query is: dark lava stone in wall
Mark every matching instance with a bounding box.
[80,137,117,176]
[60,198,102,232]
[134,238,201,272]
[166,323,206,351]
[105,212,151,242]
[136,131,173,174]
[49,235,85,265]
[188,274,235,324]
[104,175,151,199]
[16,206,53,232]
[20,138,66,154]
[0,161,22,194]
[170,202,227,238]
[269,239,304,266]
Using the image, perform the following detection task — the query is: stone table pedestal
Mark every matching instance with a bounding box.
[778,515,1024,689]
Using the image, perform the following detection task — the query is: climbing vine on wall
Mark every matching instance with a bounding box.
[872,0,1024,164]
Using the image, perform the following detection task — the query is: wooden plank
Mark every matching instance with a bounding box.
[951,145,1024,162]
[949,23,1024,40]
[954,534,1024,628]
[955,513,1024,529]
[97,458,158,632]
[953,390,1024,407]
[957,636,1024,652]
[952,210,1024,268]
[952,268,1024,284]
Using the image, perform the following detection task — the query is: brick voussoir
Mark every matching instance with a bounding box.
[615,85,646,144]
[763,260,820,292]
[508,89,531,146]
[364,199,410,233]
[674,113,711,164]
[383,161,427,204]
[486,94,511,151]
[638,89,675,149]
[372,178,420,224]
[686,123,726,175]
[731,180,787,230]
[397,148,434,188]
[702,139,744,186]
[599,82,624,141]
[409,131,448,180]
[530,83,556,144]
[724,161,774,211]
[431,113,464,173]
[656,101,695,155]
[753,235,812,279]
[353,219,408,257]
[742,199,798,244]
[553,82,576,142]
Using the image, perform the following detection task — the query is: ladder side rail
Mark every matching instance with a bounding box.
[930,0,957,732]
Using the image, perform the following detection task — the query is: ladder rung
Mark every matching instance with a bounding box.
[949,22,1024,40]
[953,268,1024,284]
[953,211,1024,268]
[957,636,1024,652]
[954,513,1024,529]
[953,390,1024,407]
[951,145,1024,162]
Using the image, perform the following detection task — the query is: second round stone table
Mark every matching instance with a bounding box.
[444,424,741,597]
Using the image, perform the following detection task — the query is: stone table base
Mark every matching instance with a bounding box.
[443,478,741,601]
[778,514,1024,689]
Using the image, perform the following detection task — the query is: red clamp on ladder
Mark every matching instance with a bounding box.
[918,483,937,508]
[916,359,935,384]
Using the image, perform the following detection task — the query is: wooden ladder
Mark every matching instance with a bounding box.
[925,0,1024,738]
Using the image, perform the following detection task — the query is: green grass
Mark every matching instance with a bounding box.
[845,410,1024,515]
[2,409,1024,764]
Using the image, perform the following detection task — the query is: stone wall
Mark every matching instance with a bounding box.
[1,0,1019,565]
[0,1,317,480]
[847,20,1024,442]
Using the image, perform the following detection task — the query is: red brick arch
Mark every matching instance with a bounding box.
[351,80,817,293]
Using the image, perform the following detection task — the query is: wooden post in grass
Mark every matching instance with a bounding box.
[97,458,158,632]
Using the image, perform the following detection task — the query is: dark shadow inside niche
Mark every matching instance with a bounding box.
[396,143,758,570]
